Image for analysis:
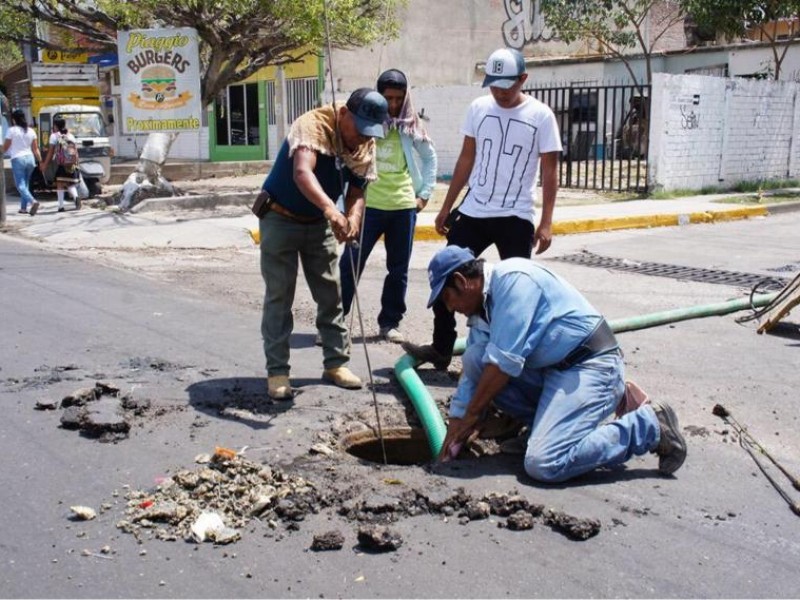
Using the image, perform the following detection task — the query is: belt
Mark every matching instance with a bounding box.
[270,199,324,224]
[554,319,619,370]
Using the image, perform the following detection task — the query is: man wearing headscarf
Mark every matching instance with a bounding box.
[339,69,438,344]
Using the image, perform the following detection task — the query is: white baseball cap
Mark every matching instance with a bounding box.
[482,48,526,89]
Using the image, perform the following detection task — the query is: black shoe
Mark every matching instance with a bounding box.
[58,207,65,213]
[400,342,451,370]
[651,402,687,475]
[74,197,82,210]
[29,201,39,216]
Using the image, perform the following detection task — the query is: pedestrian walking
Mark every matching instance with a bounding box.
[339,69,438,344]
[40,117,81,212]
[2,109,42,215]
[402,47,562,369]
[257,88,388,400]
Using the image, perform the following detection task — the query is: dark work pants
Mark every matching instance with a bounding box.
[432,211,535,355]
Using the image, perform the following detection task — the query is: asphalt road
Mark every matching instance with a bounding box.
[1,213,799,598]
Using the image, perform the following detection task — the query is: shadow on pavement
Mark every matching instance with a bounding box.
[186,376,292,430]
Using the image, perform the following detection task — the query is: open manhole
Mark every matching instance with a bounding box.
[342,427,432,465]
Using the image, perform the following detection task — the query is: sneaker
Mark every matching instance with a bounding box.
[29,201,40,216]
[651,402,687,475]
[380,327,405,344]
[74,197,82,210]
[400,342,451,370]
[267,375,292,400]
[322,366,362,390]
[18,209,28,214]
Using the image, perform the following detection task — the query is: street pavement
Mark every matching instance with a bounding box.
[2,181,800,597]
[2,182,797,257]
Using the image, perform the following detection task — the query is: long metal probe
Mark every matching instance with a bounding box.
[322,0,387,465]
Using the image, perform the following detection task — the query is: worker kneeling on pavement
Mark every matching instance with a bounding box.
[429,246,687,482]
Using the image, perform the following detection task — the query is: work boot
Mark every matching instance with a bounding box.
[322,366,363,390]
[400,342,451,370]
[651,402,687,475]
[267,375,292,400]
[499,431,530,455]
[380,327,405,344]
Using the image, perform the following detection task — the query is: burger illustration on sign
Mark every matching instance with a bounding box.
[127,64,192,109]
[141,66,177,103]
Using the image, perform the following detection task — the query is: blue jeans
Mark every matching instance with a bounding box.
[339,207,416,330]
[459,339,661,483]
[11,154,36,210]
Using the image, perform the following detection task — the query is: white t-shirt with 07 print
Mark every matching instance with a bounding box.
[458,94,563,224]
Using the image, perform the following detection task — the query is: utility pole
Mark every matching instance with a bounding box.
[0,93,6,226]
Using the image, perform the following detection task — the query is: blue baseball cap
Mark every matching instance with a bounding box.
[346,88,388,138]
[427,246,476,308]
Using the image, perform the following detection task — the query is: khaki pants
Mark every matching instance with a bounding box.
[259,210,350,376]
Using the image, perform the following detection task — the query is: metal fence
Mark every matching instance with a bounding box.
[524,83,651,192]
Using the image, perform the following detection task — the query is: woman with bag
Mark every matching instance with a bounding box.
[40,117,81,212]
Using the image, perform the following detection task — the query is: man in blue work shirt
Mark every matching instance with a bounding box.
[258,88,388,400]
[427,246,687,482]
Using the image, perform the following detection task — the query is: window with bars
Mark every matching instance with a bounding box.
[286,77,319,123]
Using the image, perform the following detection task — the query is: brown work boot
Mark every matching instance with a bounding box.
[499,429,530,455]
[267,375,292,400]
[322,366,363,390]
[651,402,687,475]
[400,342,451,370]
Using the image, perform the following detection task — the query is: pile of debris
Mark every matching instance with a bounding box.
[113,449,600,549]
[116,449,329,544]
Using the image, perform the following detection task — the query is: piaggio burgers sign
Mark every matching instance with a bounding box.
[118,28,202,134]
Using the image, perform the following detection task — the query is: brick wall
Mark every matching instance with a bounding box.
[648,73,800,190]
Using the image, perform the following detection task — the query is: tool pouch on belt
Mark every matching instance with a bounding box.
[555,318,619,370]
[251,190,274,219]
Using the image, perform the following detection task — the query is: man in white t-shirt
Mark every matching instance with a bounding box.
[403,47,563,369]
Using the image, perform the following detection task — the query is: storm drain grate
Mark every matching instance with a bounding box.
[554,251,790,291]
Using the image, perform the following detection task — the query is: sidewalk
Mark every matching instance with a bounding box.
[2,181,798,251]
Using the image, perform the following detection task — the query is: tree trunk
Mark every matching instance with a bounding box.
[118,132,179,211]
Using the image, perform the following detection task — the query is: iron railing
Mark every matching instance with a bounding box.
[525,83,651,192]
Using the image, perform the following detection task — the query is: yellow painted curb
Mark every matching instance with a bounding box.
[250,206,768,245]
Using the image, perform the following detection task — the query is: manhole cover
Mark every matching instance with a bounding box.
[342,427,432,465]
[555,251,789,291]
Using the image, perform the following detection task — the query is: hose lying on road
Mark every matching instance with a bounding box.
[394,292,779,457]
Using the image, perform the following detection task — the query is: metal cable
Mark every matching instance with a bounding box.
[322,0,387,465]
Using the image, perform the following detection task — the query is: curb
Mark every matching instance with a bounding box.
[131,191,257,214]
[249,205,771,246]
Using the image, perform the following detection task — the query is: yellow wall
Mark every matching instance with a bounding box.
[241,50,320,83]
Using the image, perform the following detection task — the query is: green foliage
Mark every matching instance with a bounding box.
[680,0,800,40]
[0,0,403,104]
[539,0,686,86]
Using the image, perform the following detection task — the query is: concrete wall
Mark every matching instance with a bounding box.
[648,73,800,190]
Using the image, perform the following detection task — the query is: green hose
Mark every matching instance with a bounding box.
[608,292,778,332]
[394,354,447,457]
[394,291,779,456]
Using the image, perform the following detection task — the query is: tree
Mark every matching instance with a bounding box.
[0,0,402,108]
[680,0,800,80]
[0,0,402,207]
[539,0,686,90]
